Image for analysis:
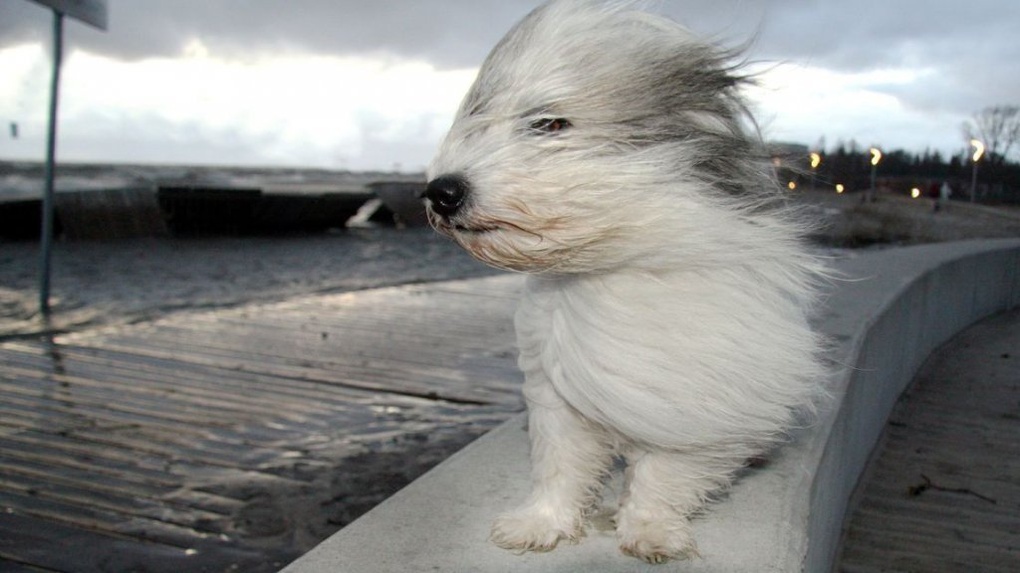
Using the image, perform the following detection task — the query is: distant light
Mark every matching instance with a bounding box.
[836,184,845,194]
[911,187,921,199]
[788,181,797,190]
[809,152,821,169]
[869,147,883,166]
[971,139,985,163]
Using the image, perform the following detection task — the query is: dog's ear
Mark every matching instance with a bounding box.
[638,40,750,126]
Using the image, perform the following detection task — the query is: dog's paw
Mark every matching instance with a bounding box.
[616,515,699,564]
[490,508,582,553]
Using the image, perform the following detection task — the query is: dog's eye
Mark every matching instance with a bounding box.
[529,117,571,134]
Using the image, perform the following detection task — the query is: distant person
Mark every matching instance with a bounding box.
[938,181,952,212]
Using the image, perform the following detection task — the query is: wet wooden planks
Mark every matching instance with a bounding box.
[0,275,525,572]
[839,309,1020,573]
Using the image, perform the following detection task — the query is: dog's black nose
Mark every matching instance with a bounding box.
[424,174,470,218]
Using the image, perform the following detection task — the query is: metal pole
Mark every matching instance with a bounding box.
[39,9,64,316]
[969,161,978,203]
[869,165,876,203]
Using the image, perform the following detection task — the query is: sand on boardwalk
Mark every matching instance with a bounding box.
[1,225,515,571]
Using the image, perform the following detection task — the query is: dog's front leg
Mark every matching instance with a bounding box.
[490,378,611,552]
[615,449,735,563]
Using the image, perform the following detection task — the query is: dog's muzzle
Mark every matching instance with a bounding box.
[423,174,471,218]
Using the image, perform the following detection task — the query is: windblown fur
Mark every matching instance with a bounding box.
[423,0,826,563]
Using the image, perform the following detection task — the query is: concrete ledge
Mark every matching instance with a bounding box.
[281,239,1020,573]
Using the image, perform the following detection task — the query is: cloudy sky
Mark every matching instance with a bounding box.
[1,0,1017,172]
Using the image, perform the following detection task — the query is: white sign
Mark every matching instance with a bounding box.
[30,0,107,30]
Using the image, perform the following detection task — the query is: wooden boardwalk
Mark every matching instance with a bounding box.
[0,276,524,572]
[839,308,1020,572]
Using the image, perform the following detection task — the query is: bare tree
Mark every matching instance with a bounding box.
[962,105,1020,164]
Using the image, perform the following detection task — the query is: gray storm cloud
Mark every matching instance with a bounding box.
[3,0,1017,95]
[1,0,1018,168]
[4,0,1017,103]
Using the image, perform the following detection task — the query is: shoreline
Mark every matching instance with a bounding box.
[1,226,503,339]
[4,189,1020,339]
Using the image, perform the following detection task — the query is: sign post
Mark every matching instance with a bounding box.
[26,0,107,316]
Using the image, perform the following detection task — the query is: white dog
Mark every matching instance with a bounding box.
[423,0,825,563]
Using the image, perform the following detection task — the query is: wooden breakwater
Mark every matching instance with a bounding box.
[0,183,374,241]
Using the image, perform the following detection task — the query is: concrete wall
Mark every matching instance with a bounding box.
[800,240,1020,571]
[281,239,1020,573]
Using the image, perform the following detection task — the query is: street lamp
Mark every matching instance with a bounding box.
[867,147,882,202]
[22,0,108,316]
[809,152,821,191]
[969,139,985,203]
